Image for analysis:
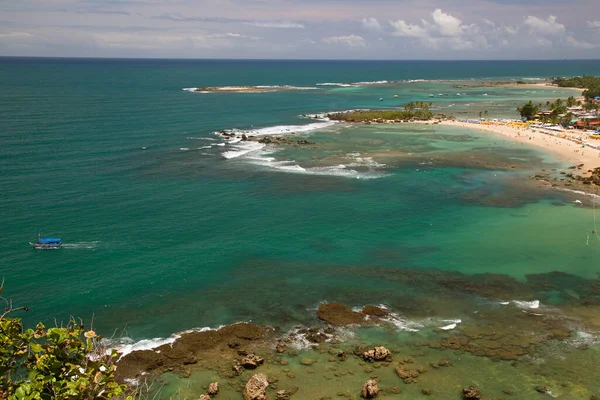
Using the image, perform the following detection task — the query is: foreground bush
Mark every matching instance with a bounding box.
[1,285,131,399]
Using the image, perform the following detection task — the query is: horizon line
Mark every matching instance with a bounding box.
[1,55,600,62]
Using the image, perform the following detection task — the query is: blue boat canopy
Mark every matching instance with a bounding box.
[39,238,61,243]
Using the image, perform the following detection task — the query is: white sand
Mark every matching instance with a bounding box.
[440,120,600,172]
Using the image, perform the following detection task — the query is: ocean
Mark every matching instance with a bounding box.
[2,58,600,398]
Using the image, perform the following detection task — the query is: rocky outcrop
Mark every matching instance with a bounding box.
[115,323,275,382]
[462,386,482,399]
[396,366,420,384]
[275,387,298,400]
[199,395,211,400]
[207,382,219,396]
[362,347,392,362]
[243,374,269,400]
[241,354,264,369]
[361,380,379,399]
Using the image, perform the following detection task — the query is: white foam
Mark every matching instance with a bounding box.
[346,153,387,168]
[381,312,424,332]
[316,80,389,87]
[439,319,462,331]
[249,121,337,136]
[512,300,540,309]
[354,80,389,85]
[557,188,600,199]
[112,326,222,361]
[115,336,179,360]
[569,331,600,348]
[62,242,100,249]
[254,85,318,91]
[316,82,356,87]
[245,151,386,180]
[179,147,190,151]
[215,121,336,139]
[186,137,216,141]
[182,87,197,92]
[222,141,265,159]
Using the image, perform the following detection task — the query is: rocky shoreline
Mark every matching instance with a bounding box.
[116,284,600,399]
[532,165,600,193]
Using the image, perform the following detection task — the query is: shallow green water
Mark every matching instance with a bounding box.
[1,58,599,344]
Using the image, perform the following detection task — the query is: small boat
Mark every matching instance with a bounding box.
[379,98,384,101]
[428,94,435,97]
[30,235,62,249]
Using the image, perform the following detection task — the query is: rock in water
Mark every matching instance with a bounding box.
[244,374,269,400]
[362,346,392,362]
[317,303,365,326]
[462,386,482,399]
[276,387,298,400]
[207,382,219,396]
[361,380,379,399]
[242,354,265,369]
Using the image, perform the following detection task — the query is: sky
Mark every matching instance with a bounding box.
[1,0,599,59]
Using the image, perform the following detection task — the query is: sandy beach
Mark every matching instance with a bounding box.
[440,120,600,172]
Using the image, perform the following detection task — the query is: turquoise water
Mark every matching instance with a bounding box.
[1,58,600,343]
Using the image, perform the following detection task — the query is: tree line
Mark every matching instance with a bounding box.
[517,96,597,125]
[551,76,600,101]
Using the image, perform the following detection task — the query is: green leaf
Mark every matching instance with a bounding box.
[29,343,43,353]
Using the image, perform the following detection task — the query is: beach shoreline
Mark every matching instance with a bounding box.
[439,120,600,172]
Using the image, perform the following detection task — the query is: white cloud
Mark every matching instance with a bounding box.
[430,8,466,37]
[361,17,382,31]
[587,21,600,29]
[207,32,261,40]
[322,34,366,47]
[389,9,484,50]
[523,15,565,36]
[0,32,35,40]
[245,21,305,29]
[566,35,595,49]
[390,20,428,38]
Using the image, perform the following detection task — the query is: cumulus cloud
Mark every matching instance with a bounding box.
[361,17,382,31]
[523,15,565,36]
[588,20,600,28]
[390,20,428,38]
[429,9,468,37]
[390,9,484,50]
[322,34,366,47]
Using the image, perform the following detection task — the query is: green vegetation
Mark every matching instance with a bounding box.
[517,98,579,126]
[516,101,540,120]
[328,101,435,122]
[0,284,133,400]
[551,76,600,101]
